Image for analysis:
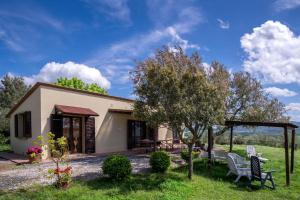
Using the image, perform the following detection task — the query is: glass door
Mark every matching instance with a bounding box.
[62,117,82,153]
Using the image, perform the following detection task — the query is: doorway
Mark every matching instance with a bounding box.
[62,117,82,153]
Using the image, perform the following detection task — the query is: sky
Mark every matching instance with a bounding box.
[1,0,300,120]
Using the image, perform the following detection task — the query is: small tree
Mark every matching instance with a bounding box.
[0,74,29,136]
[55,77,107,95]
[132,47,225,179]
[47,132,72,188]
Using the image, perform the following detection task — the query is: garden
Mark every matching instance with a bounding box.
[0,145,300,200]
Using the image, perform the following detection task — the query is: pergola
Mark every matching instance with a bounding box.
[214,120,298,186]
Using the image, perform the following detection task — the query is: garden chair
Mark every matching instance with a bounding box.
[246,145,256,158]
[250,156,275,189]
[246,146,268,162]
[211,150,227,164]
[226,153,251,183]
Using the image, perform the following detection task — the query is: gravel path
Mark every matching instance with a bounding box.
[0,154,150,191]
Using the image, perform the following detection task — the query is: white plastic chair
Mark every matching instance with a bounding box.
[227,153,251,183]
[246,145,256,158]
[212,150,227,163]
[246,146,269,162]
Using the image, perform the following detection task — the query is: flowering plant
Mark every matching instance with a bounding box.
[26,146,43,158]
[46,132,72,188]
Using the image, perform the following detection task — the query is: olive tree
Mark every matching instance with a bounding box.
[207,62,288,140]
[132,47,225,179]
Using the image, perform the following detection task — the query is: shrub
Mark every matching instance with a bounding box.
[149,151,170,173]
[180,150,200,162]
[102,155,132,180]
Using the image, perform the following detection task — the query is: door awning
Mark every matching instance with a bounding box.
[55,105,99,116]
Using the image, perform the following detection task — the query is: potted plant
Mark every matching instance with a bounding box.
[46,132,72,189]
[26,146,43,163]
[53,166,72,189]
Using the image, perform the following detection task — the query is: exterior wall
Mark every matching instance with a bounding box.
[9,88,41,155]
[40,85,134,154]
[9,84,173,156]
[157,126,173,140]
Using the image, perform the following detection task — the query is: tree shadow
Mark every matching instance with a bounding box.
[172,159,260,191]
[84,172,185,196]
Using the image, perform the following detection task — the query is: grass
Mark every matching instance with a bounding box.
[1,145,300,200]
[0,143,11,152]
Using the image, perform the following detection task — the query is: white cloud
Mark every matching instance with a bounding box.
[264,87,297,97]
[24,61,110,89]
[286,103,300,121]
[217,19,230,29]
[84,0,131,23]
[286,103,300,112]
[241,20,300,85]
[85,1,202,86]
[147,1,204,34]
[273,0,300,11]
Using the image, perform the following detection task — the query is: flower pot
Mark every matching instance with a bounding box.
[28,153,42,163]
[60,182,70,189]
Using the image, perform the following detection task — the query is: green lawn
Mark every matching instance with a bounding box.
[0,143,10,152]
[1,145,300,200]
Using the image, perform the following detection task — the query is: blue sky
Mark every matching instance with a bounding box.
[1,0,300,120]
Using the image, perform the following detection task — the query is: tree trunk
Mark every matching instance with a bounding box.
[188,143,193,180]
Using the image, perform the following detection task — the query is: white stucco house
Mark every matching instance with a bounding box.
[7,82,174,158]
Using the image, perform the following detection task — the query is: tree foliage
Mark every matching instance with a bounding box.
[0,74,30,135]
[132,47,225,179]
[132,46,289,179]
[207,62,288,136]
[55,77,107,95]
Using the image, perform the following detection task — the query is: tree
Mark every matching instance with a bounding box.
[54,77,107,95]
[0,75,30,136]
[207,62,288,139]
[132,47,225,179]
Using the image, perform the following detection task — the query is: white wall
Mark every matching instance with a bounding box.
[10,88,41,155]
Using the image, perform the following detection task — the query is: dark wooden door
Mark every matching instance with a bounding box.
[85,117,95,153]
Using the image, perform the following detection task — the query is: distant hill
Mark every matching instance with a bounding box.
[232,121,300,136]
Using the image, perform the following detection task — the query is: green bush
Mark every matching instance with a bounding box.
[180,150,200,162]
[102,155,132,180]
[149,151,170,173]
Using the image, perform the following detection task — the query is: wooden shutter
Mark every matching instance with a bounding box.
[51,114,63,138]
[85,117,95,153]
[24,111,32,138]
[14,114,19,137]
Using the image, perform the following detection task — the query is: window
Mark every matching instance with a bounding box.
[127,120,154,149]
[14,111,31,138]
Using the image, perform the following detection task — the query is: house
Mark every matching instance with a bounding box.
[6,82,174,158]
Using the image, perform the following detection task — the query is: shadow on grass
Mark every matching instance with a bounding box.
[84,171,185,195]
[172,159,261,191]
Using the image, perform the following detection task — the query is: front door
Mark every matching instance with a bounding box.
[63,117,82,153]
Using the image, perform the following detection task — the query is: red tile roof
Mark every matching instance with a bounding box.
[55,105,99,116]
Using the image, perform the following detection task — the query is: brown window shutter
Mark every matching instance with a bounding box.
[85,117,95,153]
[51,114,63,139]
[24,111,32,138]
[14,114,18,137]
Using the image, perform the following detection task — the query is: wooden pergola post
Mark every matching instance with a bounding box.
[229,126,233,152]
[283,126,290,186]
[291,128,296,174]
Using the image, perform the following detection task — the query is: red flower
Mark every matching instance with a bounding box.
[53,166,72,174]
[26,146,43,155]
